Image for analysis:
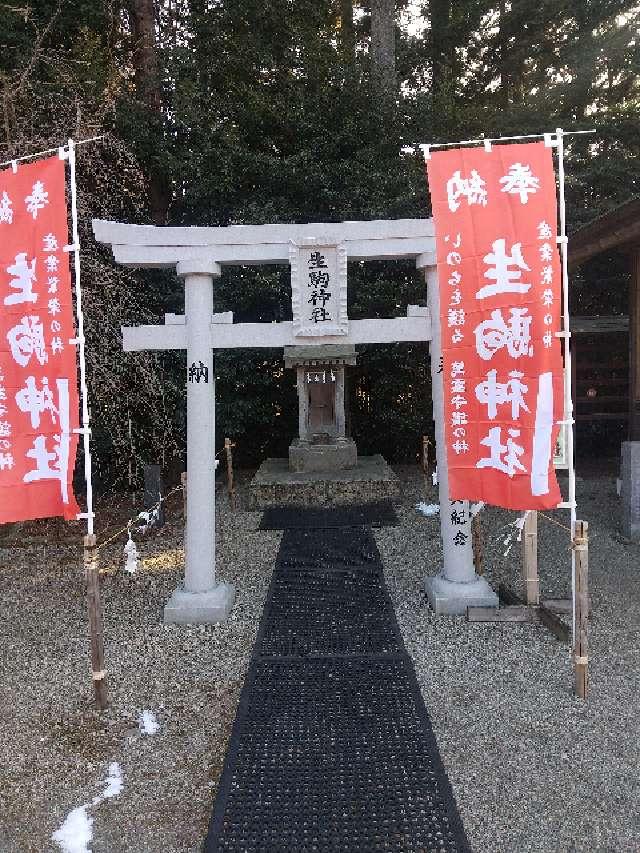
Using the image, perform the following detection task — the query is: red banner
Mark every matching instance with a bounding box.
[427,142,564,510]
[0,155,80,523]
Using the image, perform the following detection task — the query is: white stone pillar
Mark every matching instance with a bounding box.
[418,258,498,614]
[163,259,235,624]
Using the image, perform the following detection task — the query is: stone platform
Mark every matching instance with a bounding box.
[249,455,399,509]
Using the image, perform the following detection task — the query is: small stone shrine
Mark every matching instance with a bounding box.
[250,238,399,507]
[285,344,357,473]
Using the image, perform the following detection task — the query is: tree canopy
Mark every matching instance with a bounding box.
[1,0,638,479]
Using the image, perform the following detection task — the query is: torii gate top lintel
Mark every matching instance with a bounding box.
[92,217,436,268]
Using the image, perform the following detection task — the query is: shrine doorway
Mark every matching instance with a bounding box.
[308,379,336,435]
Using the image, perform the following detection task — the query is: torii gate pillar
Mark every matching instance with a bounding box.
[419,258,499,615]
[164,259,235,624]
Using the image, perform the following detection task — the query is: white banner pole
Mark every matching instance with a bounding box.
[65,138,95,537]
[555,127,578,645]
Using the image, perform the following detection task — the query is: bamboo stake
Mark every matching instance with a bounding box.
[421,435,431,496]
[421,435,430,472]
[522,511,540,605]
[225,438,237,511]
[573,520,589,699]
[84,534,108,710]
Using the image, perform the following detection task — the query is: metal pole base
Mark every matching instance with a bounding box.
[164,583,235,625]
[425,573,498,616]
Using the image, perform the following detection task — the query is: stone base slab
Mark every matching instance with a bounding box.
[163,583,235,625]
[250,455,398,509]
[425,573,499,616]
[289,438,357,473]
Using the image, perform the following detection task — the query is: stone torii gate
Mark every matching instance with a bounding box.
[93,218,498,622]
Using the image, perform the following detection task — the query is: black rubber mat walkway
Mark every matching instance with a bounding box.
[259,500,398,530]
[205,524,471,853]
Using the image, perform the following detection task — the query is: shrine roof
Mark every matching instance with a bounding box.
[284,344,357,366]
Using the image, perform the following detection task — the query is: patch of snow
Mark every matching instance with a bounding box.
[51,805,93,853]
[470,501,486,518]
[138,710,160,736]
[416,502,440,517]
[100,762,123,800]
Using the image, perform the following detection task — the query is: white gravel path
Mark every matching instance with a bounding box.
[0,467,638,852]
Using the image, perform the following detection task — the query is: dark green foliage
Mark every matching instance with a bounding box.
[2,0,639,478]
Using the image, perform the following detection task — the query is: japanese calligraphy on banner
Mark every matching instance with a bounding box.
[0,155,80,523]
[290,240,348,337]
[426,142,564,510]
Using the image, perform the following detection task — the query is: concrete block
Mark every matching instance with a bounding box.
[289,439,357,473]
[425,573,499,616]
[163,583,235,625]
[250,455,399,508]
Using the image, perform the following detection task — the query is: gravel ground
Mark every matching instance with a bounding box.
[0,481,280,853]
[1,466,638,852]
[376,468,640,853]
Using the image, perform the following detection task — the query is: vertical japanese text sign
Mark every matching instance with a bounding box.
[426,143,564,510]
[0,156,80,523]
[290,240,348,337]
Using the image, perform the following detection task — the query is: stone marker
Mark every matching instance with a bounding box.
[621,441,640,540]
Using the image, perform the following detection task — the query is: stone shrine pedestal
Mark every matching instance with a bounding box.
[250,344,399,508]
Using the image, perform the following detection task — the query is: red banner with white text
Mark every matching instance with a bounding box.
[0,155,80,523]
[426,142,564,510]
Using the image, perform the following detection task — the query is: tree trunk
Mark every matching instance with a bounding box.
[131,0,161,111]
[430,0,452,103]
[370,0,396,98]
[497,1,525,106]
[338,0,355,64]
[130,0,169,224]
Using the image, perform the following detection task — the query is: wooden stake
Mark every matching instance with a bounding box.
[421,435,431,496]
[472,512,484,576]
[467,605,534,623]
[537,603,570,643]
[421,435,430,473]
[84,534,108,710]
[181,470,187,519]
[573,520,589,699]
[225,437,236,511]
[522,511,540,605]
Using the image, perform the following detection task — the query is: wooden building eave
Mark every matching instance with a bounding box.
[570,197,640,268]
